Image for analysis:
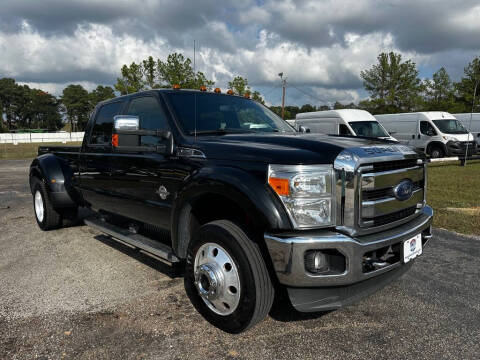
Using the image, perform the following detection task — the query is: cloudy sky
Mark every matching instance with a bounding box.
[1,0,479,106]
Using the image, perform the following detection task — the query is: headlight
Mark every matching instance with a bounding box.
[268,164,335,228]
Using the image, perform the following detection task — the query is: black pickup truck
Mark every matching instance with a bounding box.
[29,89,433,333]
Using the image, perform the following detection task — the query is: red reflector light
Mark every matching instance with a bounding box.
[112,134,118,147]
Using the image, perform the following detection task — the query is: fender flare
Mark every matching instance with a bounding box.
[171,166,292,258]
[29,154,78,208]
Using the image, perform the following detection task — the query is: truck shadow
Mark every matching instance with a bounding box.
[93,234,184,279]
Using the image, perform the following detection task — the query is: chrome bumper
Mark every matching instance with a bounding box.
[265,205,433,288]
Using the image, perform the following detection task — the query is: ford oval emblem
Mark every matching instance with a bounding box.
[393,180,413,201]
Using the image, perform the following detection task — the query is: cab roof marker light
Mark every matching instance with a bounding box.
[199,86,207,91]
[173,84,181,90]
[227,89,234,95]
[214,88,221,93]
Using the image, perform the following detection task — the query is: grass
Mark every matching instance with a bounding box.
[427,160,480,236]
[0,142,81,160]
[1,142,479,235]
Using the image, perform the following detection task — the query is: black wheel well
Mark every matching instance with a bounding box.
[29,168,43,193]
[176,192,280,288]
[426,142,445,154]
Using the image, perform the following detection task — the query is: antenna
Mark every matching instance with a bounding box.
[193,39,196,84]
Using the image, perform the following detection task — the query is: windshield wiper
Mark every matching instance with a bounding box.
[188,128,256,136]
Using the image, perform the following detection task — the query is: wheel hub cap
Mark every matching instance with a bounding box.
[194,243,241,316]
[34,190,44,222]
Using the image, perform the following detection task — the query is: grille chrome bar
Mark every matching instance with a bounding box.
[361,166,423,189]
[361,189,423,219]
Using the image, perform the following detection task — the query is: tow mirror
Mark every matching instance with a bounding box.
[114,115,139,131]
[112,115,173,155]
[299,125,311,133]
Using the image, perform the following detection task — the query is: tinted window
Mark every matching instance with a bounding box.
[432,119,468,134]
[90,101,123,145]
[348,121,389,137]
[126,96,168,145]
[420,121,437,136]
[339,124,352,135]
[166,93,294,134]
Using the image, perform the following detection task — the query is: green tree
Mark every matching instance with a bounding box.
[454,56,480,113]
[114,62,145,95]
[360,52,423,113]
[228,76,250,96]
[114,53,215,93]
[0,78,17,130]
[299,104,316,113]
[31,90,62,130]
[424,67,455,111]
[89,85,116,107]
[61,84,91,131]
[142,56,159,89]
[251,91,265,104]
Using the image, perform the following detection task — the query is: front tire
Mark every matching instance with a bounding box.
[429,146,444,158]
[32,178,63,230]
[184,220,274,333]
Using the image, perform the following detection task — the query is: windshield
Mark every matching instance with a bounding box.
[348,121,390,138]
[165,92,295,135]
[432,119,468,134]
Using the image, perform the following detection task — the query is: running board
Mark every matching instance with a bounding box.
[84,217,180,263]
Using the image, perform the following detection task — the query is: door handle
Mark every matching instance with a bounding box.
[418,134,421,139]
[412,134,415,139]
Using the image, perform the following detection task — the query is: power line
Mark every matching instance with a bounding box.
[289,84,329,105]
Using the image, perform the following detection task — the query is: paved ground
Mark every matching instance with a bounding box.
[0,159,479,360]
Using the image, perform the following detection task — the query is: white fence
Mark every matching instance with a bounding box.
[0,132,84,144]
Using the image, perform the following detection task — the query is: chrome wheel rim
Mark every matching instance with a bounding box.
[34,190,44,222]
[194,242,241,316]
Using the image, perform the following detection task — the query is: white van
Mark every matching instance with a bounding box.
[375,112,476,158]
[452,113,480,147]
[295,109,397,141]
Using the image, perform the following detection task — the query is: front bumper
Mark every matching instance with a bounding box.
[264,205,433,311]
[446,141,477,156]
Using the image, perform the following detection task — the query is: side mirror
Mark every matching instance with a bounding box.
[299,125,311,133]
[112,115,173,155]
[114,115,139,131]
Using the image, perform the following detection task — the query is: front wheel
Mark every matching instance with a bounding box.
[429,146,444,158]
[184,220,274,333]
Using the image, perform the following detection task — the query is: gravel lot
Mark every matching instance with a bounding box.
[1,159,479,359]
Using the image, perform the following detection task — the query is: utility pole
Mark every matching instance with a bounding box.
[279,72,286,119]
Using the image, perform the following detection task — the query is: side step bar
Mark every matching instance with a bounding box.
[84,217,180,263]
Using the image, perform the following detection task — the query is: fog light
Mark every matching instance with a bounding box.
[304,250,328,274]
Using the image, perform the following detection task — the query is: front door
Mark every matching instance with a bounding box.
[108,95,177,229]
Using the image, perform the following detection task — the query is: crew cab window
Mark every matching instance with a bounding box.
[90,101,124,145]
[126,96,168,145]
[339,124,352,135]
[420,121,437,136]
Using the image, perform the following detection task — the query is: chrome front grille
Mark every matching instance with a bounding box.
[358,162,425,229]
[334,145,426,237]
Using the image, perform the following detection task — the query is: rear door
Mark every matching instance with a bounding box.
[108,94,175,229]
[79,100,125,212]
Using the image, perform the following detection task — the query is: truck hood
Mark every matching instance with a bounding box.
[189,133,405,164]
